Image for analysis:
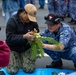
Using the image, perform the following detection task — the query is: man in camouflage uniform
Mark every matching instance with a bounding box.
[57,0,68,21]
[47,0,58,14]
[47,0,68,20]
[69,0,76,24]
[42,13,76,68]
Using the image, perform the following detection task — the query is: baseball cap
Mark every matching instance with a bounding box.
[24,4,37,22]
[44,13,61,26]
[0,40,10,67]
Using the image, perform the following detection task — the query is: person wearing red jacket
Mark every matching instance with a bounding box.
[0,40,10,75]
[0,40,10,68]
[0,27,10,68]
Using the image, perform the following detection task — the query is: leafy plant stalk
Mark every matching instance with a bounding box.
[29,29,62,60]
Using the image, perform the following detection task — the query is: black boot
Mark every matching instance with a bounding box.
[46,59,63,68]
[39,6,44,9]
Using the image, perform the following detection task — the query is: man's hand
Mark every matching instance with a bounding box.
[23,31,34,41]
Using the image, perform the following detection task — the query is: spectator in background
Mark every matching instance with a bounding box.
[25,0,35,5]
[2,0,20,23]
[38,0,45,9]
[47,0,58,13]
[68,0,76,25]
[20,0,25,9]
[47,0,68,21]
[19,0,35,9]
[57,0,68,21]
[6,4,39,74]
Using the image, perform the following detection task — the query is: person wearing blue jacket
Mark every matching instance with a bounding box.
[47,0,58,14]
[57,0,68,21]
[42,13,76,69]
[20,0,25,9]
[25,0,35,5]
[69,0,76,24]
[48,0,68,21]
[2,0,19,23]
[38,0,45,9]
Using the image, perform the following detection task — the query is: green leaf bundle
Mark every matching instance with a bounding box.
[29,29,62,60]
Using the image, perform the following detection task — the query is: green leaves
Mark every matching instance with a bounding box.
[29,36,44,60]
[29,29,62,60]
[40,36,62,50]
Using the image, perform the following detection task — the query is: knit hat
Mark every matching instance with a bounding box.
[0,40,10,67]
[24,4,37,22]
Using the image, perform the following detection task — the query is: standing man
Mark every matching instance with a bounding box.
[38,0,45,9]
[25,0,35,5]
[20,0,25,9]
[57,0,68,21]
[42,13,76,69]
[68,0,76,24]
[2,0,19,23]
[6,4,39,74]
[47,0,58,13]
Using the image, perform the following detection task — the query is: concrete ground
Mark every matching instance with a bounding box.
[0,0,76,70]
